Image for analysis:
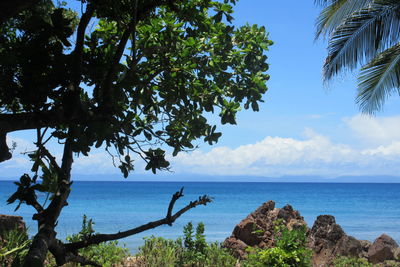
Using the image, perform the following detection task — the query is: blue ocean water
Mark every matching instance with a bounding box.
[1,181,399,252]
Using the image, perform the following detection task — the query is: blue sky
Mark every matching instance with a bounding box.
[3,0,400,180]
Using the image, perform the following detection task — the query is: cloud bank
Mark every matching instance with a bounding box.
[171,115,400,177]
[3,114,400,178]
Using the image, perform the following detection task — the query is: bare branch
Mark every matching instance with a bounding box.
[167,187,184,225]
[65,189,212,251]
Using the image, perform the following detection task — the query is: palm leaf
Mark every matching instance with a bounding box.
[357,42,400,114]
[323,1,400,80]
[315,0,372,39]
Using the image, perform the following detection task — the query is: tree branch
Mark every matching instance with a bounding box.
[0,111,64,134]
[100,23,135,108]
[37,143,62,174]
[29,198,44,214]
[72,4,94,90]
[65,188,212,251]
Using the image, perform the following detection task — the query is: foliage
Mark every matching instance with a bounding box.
[138,237,183,267]
[46,215,130,267]
[0,0,272,264]
[0,227,31,267]
[67,215,129,266]
[333,256,372,267]
[137,222,237,267]
[242,221,311,267]
[315,0,400,114]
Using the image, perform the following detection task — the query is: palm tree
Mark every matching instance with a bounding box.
[315,0,400,114]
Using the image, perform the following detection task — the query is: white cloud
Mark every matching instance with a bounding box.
[2,114,400,178]
[344,115,400,146]
[171,116,400,177]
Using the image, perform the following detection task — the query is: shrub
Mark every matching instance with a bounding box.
[0,227,31,267]
[242,221,312,267]
[138,236,182,267]
[47,215,130,267]
[137,222,237,267]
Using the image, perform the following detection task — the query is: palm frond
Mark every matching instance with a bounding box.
[357,42,400,114]
[315,0,372,39]
[323,1,400,81]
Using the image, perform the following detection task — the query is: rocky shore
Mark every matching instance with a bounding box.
[2,203,399,266]
[223,200,400,266]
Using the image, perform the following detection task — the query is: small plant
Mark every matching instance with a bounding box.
[138,236,182,267]
[333,256,372,267]
[181,222,208,265]
[0,226,31,267]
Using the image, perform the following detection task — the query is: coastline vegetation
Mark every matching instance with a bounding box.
[2,218,400,266]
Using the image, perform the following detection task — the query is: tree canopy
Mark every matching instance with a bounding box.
[315,0,400,114]
[0,0,272,265]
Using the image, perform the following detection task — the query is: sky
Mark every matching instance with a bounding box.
[3,0,400,181]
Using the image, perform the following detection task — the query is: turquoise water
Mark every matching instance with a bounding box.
[1,181,399,252]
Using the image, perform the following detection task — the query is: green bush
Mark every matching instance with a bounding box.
[138,236,182,267]
[0,227,31,267]
[333,256,372,267]
[65,215,129,266]
[242,221,312,267]
[47,215,130,267]
[137,222,237,267]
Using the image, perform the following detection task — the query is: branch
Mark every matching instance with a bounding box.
[100,23,135,108]
[166,187,184,225]
[72,4,94,89]
[37,143,62,174]
[0,111,64,134]
[65,188,212,251]
[29,198,44,214]
[0,133,11,162]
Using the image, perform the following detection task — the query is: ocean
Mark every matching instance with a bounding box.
[1,181,399,252]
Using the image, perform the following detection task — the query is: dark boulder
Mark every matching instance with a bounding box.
[308,215,363,266]
[0,215,26,235]
[368,234,399,264]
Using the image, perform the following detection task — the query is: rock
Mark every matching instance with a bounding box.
[368,234,399,264]
[224,201,400,267]
[360,240,372,257]
[394,247,400,259]
[223,200,306,258]
[0,215,26,236]
[308,215,363,267]
[224,237,248,259]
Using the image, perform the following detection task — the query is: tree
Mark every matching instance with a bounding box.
[315,0,400,114]
[0,0,272,265]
